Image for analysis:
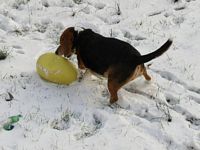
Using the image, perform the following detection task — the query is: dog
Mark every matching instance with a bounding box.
[55,27,172,104]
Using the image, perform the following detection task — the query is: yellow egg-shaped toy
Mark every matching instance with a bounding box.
[36,52,78,84]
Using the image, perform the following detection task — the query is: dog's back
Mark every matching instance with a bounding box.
[77,29,143,75]
[76,29,172,75]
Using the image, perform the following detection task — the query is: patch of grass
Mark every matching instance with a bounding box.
[12,0,30,9]
[0,47,10,60]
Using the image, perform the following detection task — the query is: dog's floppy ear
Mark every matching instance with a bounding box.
[56,27,77,57]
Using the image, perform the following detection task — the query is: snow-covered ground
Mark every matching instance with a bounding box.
[0,0,200,149]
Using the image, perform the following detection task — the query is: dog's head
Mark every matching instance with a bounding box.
[55,27,78,57]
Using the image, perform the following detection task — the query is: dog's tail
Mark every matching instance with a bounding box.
[137,39,172,64]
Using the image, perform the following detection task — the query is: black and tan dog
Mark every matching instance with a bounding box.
[56,27,172,104]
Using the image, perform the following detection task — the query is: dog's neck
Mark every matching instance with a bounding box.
[72,29,82,53]
[72,30,78,53]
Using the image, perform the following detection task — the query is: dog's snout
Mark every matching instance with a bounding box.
[55,49,58,55]
[55,46,61,55]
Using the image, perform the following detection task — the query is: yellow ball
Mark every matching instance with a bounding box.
[36,52,78,84]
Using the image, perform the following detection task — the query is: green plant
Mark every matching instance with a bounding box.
[0,47,10,60]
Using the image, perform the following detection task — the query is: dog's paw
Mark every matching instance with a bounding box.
[78,70,87,82]
[108,101,130,109]
[108,99,131,109]
[78,69,91,82]
[108,103,122,109]
[116,94,131,109]
[101,89,109,98]
[116,99,131,109]
[78,75,84,82]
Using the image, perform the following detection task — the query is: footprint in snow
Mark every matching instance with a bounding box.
[94,2,106,10]
[171,105,200,130]
[150,68,200,95]
[74,113,104,140]
[15,50,25,54]
[12,45,22,49]
[172,16,185,25]
[165,92,180,105]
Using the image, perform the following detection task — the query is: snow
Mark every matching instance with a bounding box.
[0,0,200,149]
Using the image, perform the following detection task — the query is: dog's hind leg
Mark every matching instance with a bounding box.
[107,66,132,104]
[107,79,122,104]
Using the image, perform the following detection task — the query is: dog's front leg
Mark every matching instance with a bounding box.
[77,51,85,70]
[76,53,90,82]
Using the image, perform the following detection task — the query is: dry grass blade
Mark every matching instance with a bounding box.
[5,92,14,101]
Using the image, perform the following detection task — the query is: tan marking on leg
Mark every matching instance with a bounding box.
[129,65,143,81]
[129,65,151,82]
[143,67,151,81]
